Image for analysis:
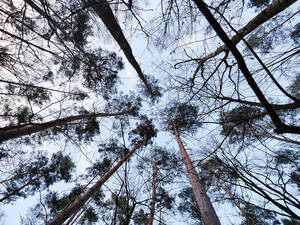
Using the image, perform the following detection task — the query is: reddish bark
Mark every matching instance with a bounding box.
[173,122,221,225]
[0,111,130,142]
[47,135,147,225]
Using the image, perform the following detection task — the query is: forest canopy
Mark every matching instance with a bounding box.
[0,0,299,224]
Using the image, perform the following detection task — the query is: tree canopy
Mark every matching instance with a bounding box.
[0,0,299,224]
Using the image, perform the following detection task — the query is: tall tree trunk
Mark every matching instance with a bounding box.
[192,0,300,135]
[87,0,153,95]
[47,135,147,225]
[177,0,297,65]
[147,161,158,225]
[173,122,221,225]
[214,176,247,218]
[0,111,131,142]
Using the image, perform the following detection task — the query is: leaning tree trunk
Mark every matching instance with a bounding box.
[47,135,147,225]
[183,0,297,65]
[173,122,221,225]
[87,0,153,95]
[214,176,247,219]
[0,178,33,203]
[147,161,158,225]
[250,131,300,146]
[0,111,130,143]
[192,0,300,135]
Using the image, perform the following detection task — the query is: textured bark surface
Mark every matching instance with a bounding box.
[173,122,221,225]
[147,162,158,225]
[47,135,147,225]
[0,111,130,142]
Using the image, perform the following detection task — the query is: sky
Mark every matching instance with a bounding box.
[1,0,300,224]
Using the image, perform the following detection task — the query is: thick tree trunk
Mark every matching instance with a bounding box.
[47,135,147,225]
[147,162,158,225]
[0,111,130,142]
[173,122,221,225]
[87,0,153,95]
[192,0,300,135]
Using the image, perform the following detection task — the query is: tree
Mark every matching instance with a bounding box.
[178,187,204,224]
[1,0,299,224]
[47,136,147,225]
[136,146,181,225]
[0,110,136,143]
[47,118,156,224]
[192,0,300,134]
[0,151,75,203]
[163,103,221,225]
[85,0,159,98]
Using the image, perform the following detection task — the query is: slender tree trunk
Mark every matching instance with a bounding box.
[87,0,153,95]
[214,176,247,218]
[47,135,147,225]
[0,178,33,203]
[173,122,221,225]
[159,208,162,225]
[192,0,300,135]
[0,111,130,142]
[216,96,300,111]
[124,202,136,225]
[147,162,158,225]
[179,0,297,65]
[250,131,300,146]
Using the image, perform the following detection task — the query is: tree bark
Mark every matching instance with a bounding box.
[192,0,300,135]
[0,111,131,142]
[86,0,153,95]
[173,122,221,225]
[147,162,158,225]
[47,135,147,225]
